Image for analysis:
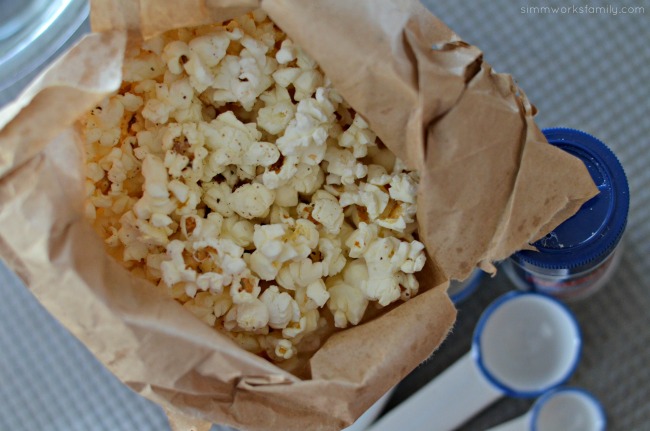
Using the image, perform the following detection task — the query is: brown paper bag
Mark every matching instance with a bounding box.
[0,0,597,430]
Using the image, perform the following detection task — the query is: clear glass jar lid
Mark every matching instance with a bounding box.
[0,0,89,105]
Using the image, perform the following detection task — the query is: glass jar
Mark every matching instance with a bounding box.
[503,128,629,301]
[0,0,89,105]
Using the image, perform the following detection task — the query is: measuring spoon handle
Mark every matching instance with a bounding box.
[368,352,503,431]
[484,414,531,431]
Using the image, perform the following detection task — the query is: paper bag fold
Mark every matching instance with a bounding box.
[0,0,597,430]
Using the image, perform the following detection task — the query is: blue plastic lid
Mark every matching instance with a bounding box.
[514,128,629,271]
[449,269,484,304]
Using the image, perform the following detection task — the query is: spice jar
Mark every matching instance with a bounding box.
[503,128,629,301]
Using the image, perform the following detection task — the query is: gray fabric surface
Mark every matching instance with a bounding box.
[1,1,648,430]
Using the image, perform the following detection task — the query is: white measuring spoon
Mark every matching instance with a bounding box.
[367,292,582,431]
[486,387,606,431]
[344,389,394,431]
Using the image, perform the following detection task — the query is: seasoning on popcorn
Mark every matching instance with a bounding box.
[82,10,425,361]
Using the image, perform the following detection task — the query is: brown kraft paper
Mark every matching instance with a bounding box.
[0,0,598,430]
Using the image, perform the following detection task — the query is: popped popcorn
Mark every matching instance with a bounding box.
[360,237,426,306]
[339,183,389,221]
[346,222,379,259]
[276,258,324,290]
[275,88,336,165]
[306,279,330,308]
[260,285,301,329]
[318,237,346,277]
[82,11,425,363]
[327,260,370,328]
[324,147,367,186]
[338,113,377,158]
[309,190,344,235]
[228,183,275,219]
[224,298,269,332]
[160,240,197,287]
[257,86,296,135]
